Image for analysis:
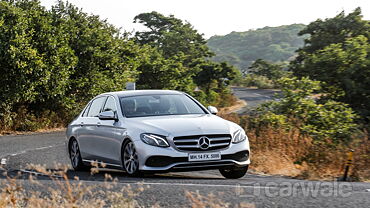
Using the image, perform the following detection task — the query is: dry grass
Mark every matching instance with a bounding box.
[0,127,66,137]
[185,191,255,208]
[1,163,256,208]
[218,100,247,115]
[299,135,370,181]
[0,163,144,208]
[246,126,312,177]
[0,106,68,136]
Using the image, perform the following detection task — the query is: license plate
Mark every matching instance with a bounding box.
[188,152,221,161]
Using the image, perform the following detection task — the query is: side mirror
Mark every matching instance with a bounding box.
[98,111,118,121]
[207,106,218,115]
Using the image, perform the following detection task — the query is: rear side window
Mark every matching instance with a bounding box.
[87,97,106,117]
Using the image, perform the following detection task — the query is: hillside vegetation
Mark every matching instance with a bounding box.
[207,24,306,71]
[223,8,370,181]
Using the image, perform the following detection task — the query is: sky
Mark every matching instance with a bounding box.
[40,0,370,38]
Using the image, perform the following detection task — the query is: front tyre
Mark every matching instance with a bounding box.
[219,165,248,179]
[122,141,141,176]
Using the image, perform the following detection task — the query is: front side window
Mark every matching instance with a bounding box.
[82,102,91,117]
[87,97,106,117]
[120,94,206,118]
[103,96,117,113]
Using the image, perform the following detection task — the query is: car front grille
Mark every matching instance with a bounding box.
[173,134,231,151]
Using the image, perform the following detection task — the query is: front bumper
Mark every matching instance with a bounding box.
[144,150,249,172]
[135,139,250,172]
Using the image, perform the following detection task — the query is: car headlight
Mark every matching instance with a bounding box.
[140,133,169,147]
[232,129,247,143]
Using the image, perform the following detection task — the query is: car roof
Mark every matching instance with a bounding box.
[101,90,184,97]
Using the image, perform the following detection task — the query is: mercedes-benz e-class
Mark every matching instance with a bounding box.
[66,90,250,179]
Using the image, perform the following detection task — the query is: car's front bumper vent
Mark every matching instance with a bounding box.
[173,134,231,151]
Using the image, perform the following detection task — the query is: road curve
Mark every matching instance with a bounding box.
[231,87,280,114]
[1,89,370,207]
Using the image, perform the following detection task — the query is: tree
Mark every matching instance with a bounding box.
[291,8,370,120]
[51,1,142,105]
[0,0,145,130]
[248,59,286,80]
[135,46,195,92]
[133,11,237,101]
[134,11,213,64]
[194,61,238,92]
[295,8,369,55]
[0,0,76,111]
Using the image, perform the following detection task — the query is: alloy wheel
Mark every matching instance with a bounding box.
[123,141,139,174]
[70,140,81,168]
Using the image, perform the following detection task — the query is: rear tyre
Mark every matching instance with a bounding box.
[69,139,89,171]
[122,140,141,176]
[219,165,248,179]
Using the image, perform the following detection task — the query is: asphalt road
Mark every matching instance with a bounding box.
[231,87,280,114]
[1,89,370,207]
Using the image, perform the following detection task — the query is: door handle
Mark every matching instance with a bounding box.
[97,122,101,127]
[80,122,84,127]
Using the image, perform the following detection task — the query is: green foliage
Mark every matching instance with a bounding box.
[134,11,213,64]
[133,11,237,106]
[135,47,195,92]
[194,61,238,91]
[235,59,290,89]
[51,1,142,106]
[254,77,358,143]
[0,1,134,130]
[291,8,370,121]
[0,1,237,131]
[238,74,275,89]
[0,0,76,109]
[248,59,287,80]
[207,24,306,71]
[295,8,369,54]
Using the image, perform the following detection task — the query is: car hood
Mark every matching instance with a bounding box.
[126,114,239,137]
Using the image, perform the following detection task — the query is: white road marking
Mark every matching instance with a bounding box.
[19,169,63,178]
[253,93,271,99]
[6,144,62,157]
[124,181,278,189]
[2,144,63,169]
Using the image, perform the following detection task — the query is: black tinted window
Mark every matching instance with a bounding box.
[87,97,106,117]
[103,96,117,112]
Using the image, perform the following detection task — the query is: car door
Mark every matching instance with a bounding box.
[94,96,122,165]
[78,96,107,161]
[75,101,92,156]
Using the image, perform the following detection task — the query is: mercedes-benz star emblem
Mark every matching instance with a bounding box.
[198,136,210,150]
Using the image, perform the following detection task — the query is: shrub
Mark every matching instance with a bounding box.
[253,77,359,143]
[240,74,275,89]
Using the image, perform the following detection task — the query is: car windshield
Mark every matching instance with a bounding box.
[120,94,206,117]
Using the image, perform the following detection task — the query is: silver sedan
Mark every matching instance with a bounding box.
[66,90,250,178]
